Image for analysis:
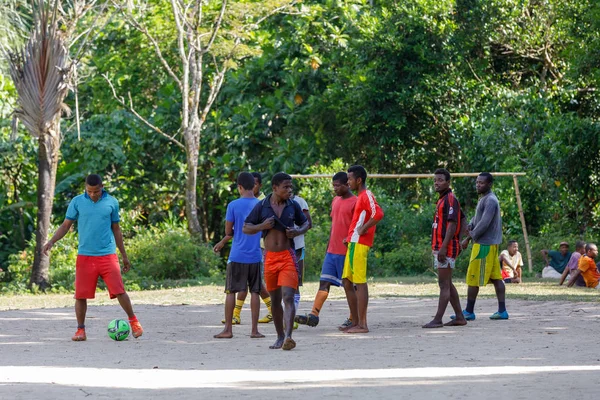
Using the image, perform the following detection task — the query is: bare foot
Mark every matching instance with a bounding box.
[213,330,233,339]
[339,324,357,332]
[345,325,369,334]
[251,332,265,338]
[422,320,444,328]
[269,336,285,349]
[444,319,467,326]
[282,337,296,350]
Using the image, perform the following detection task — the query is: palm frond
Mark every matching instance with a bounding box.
[6,0,73,138]
[0,1,32,50]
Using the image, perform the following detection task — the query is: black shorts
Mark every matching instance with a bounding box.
[225,262,261,294]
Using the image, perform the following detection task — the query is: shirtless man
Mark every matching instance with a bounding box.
[243,172,309,350]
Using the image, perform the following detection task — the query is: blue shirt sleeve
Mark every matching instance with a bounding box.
[111,198,120,223]
[225,203,235,223]
[245,201,263,225]
[65,198,79,221]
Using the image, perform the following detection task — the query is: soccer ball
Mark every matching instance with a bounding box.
[107,319,130,341]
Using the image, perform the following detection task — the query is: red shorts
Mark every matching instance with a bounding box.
[75,254,125,299]
[264,249,298,292]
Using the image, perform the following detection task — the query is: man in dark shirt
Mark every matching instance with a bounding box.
[541,242,572,279]
[244,173,309,350]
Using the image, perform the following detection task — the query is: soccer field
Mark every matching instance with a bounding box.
[0,282,599,399]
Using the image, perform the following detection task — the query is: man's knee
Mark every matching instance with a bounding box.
[282,295,294,306]
[438,279,451,290]
[319,281,331,292]
[281,287,295,302]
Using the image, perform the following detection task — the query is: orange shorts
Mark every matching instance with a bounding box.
[264,249,298,291]
[75,254,125,299]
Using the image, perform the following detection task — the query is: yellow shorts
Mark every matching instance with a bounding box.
[466,244,502,287]
[342,242,370,284]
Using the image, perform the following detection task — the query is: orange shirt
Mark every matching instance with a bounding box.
[577,255,600,288]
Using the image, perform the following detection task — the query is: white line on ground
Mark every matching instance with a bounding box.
[1,365,600,390]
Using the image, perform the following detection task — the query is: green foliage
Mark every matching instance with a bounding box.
[303,224,330,279]
[0,75,38,270]
[1,222,222,293]
[363,194,440,276]
[2,0,600,289]
[125,224,222,282]
[55,111,187,226]
[3,232,78,294]
[376,237,435,277]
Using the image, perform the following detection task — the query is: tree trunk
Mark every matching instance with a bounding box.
[30,124,60,290]
[184,131,202,237]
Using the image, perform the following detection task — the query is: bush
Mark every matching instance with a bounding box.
[3,231,78,293]
[126,224,222,281]
[303,224,331,280]
[1,222,223,293]
[375,237,434,276]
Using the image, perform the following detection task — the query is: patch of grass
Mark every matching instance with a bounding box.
[0,276,598,311]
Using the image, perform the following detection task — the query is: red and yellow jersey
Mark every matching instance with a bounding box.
[346,190,384,248]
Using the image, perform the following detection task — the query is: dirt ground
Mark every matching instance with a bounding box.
[1,296,599,399]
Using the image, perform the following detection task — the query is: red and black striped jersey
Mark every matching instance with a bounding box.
[431,189,463,258]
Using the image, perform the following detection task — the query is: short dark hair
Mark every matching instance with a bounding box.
[85,174,102,186]
[271,172,292,187]
[434,168,451,181]
[348,165,367,184]
[575,240,586,250]
[237,172,255,191]
[251,172,262,185]
[507,240,518,246]
[585,243,597,252]
[479,172,494,184]
[332,172,348,184]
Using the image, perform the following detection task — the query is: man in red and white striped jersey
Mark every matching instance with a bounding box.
[423,168,468,329]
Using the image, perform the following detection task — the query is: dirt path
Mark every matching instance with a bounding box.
[1,297,599,399]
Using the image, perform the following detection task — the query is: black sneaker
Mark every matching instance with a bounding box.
[295,313,319,327]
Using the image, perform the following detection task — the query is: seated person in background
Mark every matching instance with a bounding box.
[559,240,586,287]
[499,240,523,283]
[567,243,600,290]
[541,242,571,279]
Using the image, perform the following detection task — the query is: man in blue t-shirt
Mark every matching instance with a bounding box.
[213,172,265,339]
[43,174,142,341]
[214,172,273,326]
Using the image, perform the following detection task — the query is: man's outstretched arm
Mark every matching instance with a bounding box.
[43,219,74,255]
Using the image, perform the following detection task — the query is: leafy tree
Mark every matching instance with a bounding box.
[6,1,75,289]
[105,0,299,239]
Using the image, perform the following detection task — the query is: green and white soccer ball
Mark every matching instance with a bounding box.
[107,319,130,341]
